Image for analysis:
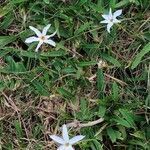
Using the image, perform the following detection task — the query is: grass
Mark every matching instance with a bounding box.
[0,0,150,149]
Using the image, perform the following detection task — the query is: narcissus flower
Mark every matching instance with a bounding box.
[50,124,85,150]
[100,8,122,33]
[25,24,56,52]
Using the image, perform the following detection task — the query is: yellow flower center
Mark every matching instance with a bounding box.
[65,143,70,147]
[110,18,113,22]
[40,36,46,41]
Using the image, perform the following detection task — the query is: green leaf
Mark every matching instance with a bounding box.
[1,13,14,29]
[62,67,76,74]
[82,44,99,49]
[78,61,97,67]
[32,125,43,138]
[143,32,150,41]
[31,81,49,96]
[14,120,23,139]
[90,140,103,150]
[115,0,130,8]
[0,36,17,47]
[114,117,132,128]
[76,99,93,121]
[0,81,5,92]
[109,0,117,8]
[101,53,121,67]
[19,50,39,58]
[129,139,149,149]
[119,109,136,127]
[41,50,67,57]
[98,105,106,117]
[0,48,12,57]
[0,4,13,17]
[112,82,119,100]
[130,131,146,140]
[11,0,27,4]
[57,88,75,101]
[18,50,67,58]
[107,127,122,143]
[74,22,92,35]
[0,56,26,73]
[43,0,49,4]
[131,43,150,69]
[77,0,88,6]
[4,56,26,73]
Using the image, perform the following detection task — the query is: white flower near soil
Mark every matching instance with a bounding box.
[25,24,56,52]
[50,124,85,150]
[100,8,122,33]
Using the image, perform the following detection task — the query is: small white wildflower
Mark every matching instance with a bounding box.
[25,24,57,52]
[100,8,122,33]
[97,60,107,69]
[50,124,85,150]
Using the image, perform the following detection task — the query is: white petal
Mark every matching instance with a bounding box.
[35,41,43,52]
[29,26,42,37]
[50,135,65,144]
[57,145,74,150]
[57,145,65,150]
[62,124,69,142]
[44,39,56,47]
[109,8,113,18]
[47,30,57,38]
[101,14,109,20]
[100,20,109,24]
[113,18,121,23]
[42,24,51,35]
[69,135,85,145]
[66,145,74,150]
[113,9,122,18]
[107,22,113,33]
[25,36,39,43]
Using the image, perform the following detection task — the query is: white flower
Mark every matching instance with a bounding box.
[50,124,85,150]
[25,24,57,52]
[100,8,122,33]
[97,59,107,69]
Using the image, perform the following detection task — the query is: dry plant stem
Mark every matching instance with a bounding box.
[138,16,150,31]
[67,48,83,58]
[55,74,75,82]
[105,73,127,86]
[88,73,127,86]
[1,91,20,112]
[1,91,22,129]
[66,118,104,128]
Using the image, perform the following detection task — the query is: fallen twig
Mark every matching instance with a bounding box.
[88,73,127,86]
[1,91,20,112]
[66,118,104,128]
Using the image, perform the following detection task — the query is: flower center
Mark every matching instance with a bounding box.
[40,36,46,41]
[65,143,70,147]
[110,18,113,22]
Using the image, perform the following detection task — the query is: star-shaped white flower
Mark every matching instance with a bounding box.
[100,8,122,33]
[25,24,56,52]
[50,124,85,150]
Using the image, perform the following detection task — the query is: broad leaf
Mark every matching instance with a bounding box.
[131,42,150,69]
